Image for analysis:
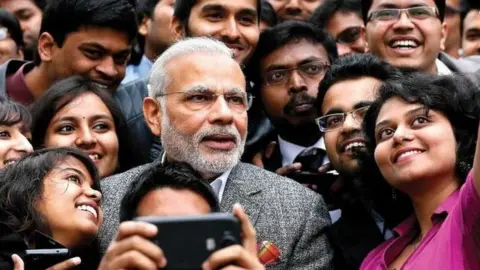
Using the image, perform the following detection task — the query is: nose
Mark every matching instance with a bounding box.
[221,18,240,41]
[392,126,414,145]
[288,71,308,94]
[75,128,97,148]
[13,134,33,153]
[392,10,415,30]
[341,112,360,133]
[96,57,118,78]
[85,186,102,203]
[337,43,353,56]
[285,0,301,10]
[208,95,235,125]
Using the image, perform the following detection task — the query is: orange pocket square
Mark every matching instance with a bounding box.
[257,241,281,265]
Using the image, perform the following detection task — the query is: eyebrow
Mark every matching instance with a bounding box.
[265,57,326,72]
[201,4,258,18]
[53,114,113,123]
[79,43,131,55]
[57,167,86,178]
[324,101,372,115]
[375,106,426,129]
[466,28,480,34]
[375,3,428,9]
[182,85,245,95]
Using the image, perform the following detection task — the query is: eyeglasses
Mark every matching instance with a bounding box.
[367,6,439,22]
[263,61,330,86]
[157,89,254,112]
[316,106,370,132]
[336,26,362,44]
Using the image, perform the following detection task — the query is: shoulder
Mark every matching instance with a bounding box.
[101,163,152,200]
[114,78,148,122]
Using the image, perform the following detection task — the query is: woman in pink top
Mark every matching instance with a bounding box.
[360,73,480,270]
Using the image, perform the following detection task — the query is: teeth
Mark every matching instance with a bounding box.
[91,82,109,90]
[77,205,98,219]
[392,40,418,48]
[4,160,15,166]
[397,150,422,161]
[88,154,99,161]
[344,142,366,151]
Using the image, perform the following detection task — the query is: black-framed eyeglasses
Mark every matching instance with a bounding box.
[157,90,254,112]
[336,26,362,44]
[316,106,370,132]
[263,61,330,86]
[367,6,439,22]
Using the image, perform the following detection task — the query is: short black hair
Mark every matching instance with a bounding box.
[247,20,338,95]
[34,0,138,65]
[310,0,363,29]
[0,96,31,128]
[33,0,47,10]
[363,73,479,181]
[317,54,402,111]
[361,0,446,23]
[174,0,262,26]
[137,0,160,19]
[0,9,24,48]
[260,0,278,27]
[0,147,100,237]
[120,162,220,222]
[29,76,138,175]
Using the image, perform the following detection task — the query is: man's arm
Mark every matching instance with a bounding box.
[286,190,334,270]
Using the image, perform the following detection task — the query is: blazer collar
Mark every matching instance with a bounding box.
[220,163,265,225]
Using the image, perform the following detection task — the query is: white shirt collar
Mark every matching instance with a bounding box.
[436,58,452,75]
[277,136,327,167]
[160,153,231,202]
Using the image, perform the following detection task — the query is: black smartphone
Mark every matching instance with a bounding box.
[23,249,71,269]
[134,213,241,269]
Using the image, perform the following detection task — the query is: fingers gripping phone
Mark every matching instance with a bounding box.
[23,249,71,269]
[134,213,241,269]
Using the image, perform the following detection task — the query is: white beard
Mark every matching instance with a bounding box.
[160,114,245,176]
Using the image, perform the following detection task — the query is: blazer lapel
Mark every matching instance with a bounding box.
[220,164,265,225]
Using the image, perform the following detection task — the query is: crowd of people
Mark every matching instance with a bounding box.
[0,0,478,269]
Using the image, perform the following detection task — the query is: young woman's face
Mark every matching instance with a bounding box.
[44,93,119,178]
[373,97,458,190]
[0,122,33,168]
[36,156,103,248]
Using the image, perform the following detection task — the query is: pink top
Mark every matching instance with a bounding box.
[360,171,480,270]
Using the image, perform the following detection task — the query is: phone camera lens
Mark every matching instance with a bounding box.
[220,231,237,248]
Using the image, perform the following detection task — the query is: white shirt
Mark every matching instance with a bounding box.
[278,136,328,167]
[161,153,231,202]
[436,58,453,75]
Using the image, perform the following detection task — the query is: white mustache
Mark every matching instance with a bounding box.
[196,126,242,145]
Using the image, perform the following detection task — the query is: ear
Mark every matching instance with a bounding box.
[440,22,448,51]
[138,16,150,37]
[16,48,24,60]
[37,32,57,62]
[143,97,163,137]
[171,16,186,41]
[360,26,369,53]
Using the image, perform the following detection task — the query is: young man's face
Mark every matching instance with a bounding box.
[462,9,480,57]
[45,27,131,92]
[326,11,367,56]
[365,0,446,74]
[0,0,42,52]
[172,0,260,65]
[140,0,176,58]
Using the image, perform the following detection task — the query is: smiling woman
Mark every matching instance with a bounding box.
[29,76,137,178]
[0,147,103,269]
[360,73,480,270]
[0,97,32,169]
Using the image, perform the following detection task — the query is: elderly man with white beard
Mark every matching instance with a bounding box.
[98,37,333,269]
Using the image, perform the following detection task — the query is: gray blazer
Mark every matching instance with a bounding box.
[99,162,334,269]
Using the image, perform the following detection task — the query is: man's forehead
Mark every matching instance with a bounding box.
[195,0,258,13]
[261,40,329,68]
[371,0,437,9]
[0,0,37,10]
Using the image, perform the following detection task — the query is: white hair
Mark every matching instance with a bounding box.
[148,37,234,98]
